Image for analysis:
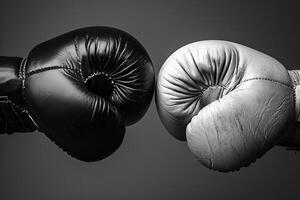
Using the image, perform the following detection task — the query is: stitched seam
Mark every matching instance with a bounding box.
[84,71,115,86]
[26,65,81,77]
[20,62,76,130]
[241,77,298,121]
[18,59,28,120]
[240,77,293,89]
[18,58,28,114]
[18,59,39,128]
[18,58,27,79]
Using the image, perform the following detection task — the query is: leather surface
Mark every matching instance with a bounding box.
[156,40,295,171]
[21,27,154,161]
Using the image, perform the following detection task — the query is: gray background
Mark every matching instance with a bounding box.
[1,0,300,199]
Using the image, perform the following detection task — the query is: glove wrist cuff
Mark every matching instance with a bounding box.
[0,57,38,134]
[288,70,300,122]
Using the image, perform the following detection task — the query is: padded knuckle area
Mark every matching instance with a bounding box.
[23,27,155,161]
[73,28,154,125]
[26,27,155,127]
[156,40,245,140]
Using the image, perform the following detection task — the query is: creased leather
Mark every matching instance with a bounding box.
[1,27,154,161]
[156,40,296,172]
[26,27,155,126]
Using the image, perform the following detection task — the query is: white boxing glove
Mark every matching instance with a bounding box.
[156,40,300,172]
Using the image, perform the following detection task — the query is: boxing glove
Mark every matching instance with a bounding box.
[156,40,300,172]
[0,26,155,161]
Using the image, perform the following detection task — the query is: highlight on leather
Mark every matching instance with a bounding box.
[0,27,155,162]
[156,40,300,172]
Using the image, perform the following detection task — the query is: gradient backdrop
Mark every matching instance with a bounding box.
[1,0,300,199]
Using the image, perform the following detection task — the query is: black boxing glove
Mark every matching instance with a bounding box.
[1,27,155,161]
